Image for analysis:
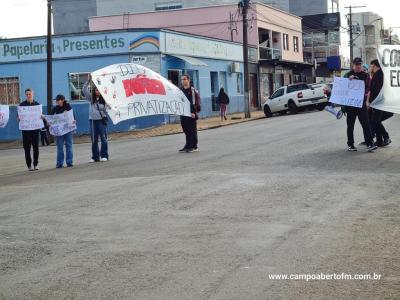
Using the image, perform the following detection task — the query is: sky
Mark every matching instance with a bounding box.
[0,0,400,39]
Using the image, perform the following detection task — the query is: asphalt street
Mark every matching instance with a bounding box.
[0,110,399,300]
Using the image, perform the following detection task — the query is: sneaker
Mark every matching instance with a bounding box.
[28,166,33,171]
[383,138,392,146]
[178,148,187,153]
[186,148,194,153]
[56,165,63,169]
[192,147,199,152]
[67,164,73,167]
[100,157,108,162]
[33,165,39,170]
[89,159,96,163]
[367,144,378,152]
[347,145,357,151]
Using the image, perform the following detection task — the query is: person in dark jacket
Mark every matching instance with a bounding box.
[179,74,201,153]
[40,119,50,146]
[18,88,42,171]
[367,59,392,147]
[343,57,377,152]
[83,76,109,162]
[216,87,230,121]
[51,94,75,168]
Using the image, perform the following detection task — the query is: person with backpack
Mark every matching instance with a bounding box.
[343,57,377,152]
[51,94,75,168]
[179,74,201,153]
[216,87,230,121]
[83,76,109,162]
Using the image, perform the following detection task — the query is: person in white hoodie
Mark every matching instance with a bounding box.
[83,77,109,162]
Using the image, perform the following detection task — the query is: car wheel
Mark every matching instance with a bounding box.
[288,100,298,114]
[264,105,272,118]
[317,103,327,111]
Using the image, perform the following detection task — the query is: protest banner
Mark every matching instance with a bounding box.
[0,105,9,128]
[17,105,44,130]
[371,45,400,114]
[45,110,76,136]
[91,63,191,124]
[329,77,365,108]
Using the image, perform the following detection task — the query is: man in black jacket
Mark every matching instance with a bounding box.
[179,74,201,153]
[344,57,377,152]
[18,88,42,170]
[368,59,392,147]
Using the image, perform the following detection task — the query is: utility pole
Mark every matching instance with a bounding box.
[345,5,366,64]
[311,32,316,83]
[47,0,53,115]
[240,0,251,118]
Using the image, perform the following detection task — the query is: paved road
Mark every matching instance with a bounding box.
[0,111,399,300]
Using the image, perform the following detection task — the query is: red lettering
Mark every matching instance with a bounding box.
[122,75,166,98]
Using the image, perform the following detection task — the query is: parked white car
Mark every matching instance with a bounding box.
[263,83,328,117]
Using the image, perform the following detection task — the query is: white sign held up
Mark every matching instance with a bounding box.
[17,105,44,130]
[329,77,365,108]
[91,63,192,125]
[45,110,76,136]
[0,105,10,128]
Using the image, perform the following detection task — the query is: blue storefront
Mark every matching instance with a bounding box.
[0,29,246,141]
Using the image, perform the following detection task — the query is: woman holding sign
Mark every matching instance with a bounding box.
[83,77,109,163]
[51,94,75,168]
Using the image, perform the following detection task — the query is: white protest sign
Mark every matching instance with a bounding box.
[0,105,10,128]
[329,76,365,108]
[371,46,400,114]
[91,63,191,125]
[45,110,76,136]
[17,105,44,130]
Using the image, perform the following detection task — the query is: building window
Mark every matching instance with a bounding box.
[293,36,299,52]
[68,72,90,101]
[235,73,243,94]
[283,34,289,50]
[0,77,20,105]
[155,2,182,11]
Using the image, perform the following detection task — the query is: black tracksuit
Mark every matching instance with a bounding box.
[19,100,41,168]
[180,87,199,150]
[343,71,373,147]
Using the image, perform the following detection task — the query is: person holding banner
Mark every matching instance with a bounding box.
[367,59,392,147]
[51,94,75,168]
[18,88,42,171]
[179,74,201,153]
[83,78,109,162]
[344,58,377,152]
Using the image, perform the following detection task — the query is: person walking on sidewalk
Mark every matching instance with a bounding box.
[51,94,75,168]
[367,59,392,147]
[83,76,109,162]
[216,87,230,121]
[18,88,42,171]
[343,57,377,152]
[40,119,50,146]
[179,74,201,153]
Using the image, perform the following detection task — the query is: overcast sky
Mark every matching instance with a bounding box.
[1,0,399,38]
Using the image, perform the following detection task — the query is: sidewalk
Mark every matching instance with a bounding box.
[0,111,265,150]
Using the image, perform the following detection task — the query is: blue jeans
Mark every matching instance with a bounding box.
[55,131,73,167]
[90,119,108,160]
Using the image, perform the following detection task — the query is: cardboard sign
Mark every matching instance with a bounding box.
[0,105,9,128]
[45,110,76,136]
[329,77,365,108]
[17,105,44,130]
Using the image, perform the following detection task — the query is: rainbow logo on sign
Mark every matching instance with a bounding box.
[129,34,159,50]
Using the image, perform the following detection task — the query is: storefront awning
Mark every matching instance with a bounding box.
[168,54,209,66]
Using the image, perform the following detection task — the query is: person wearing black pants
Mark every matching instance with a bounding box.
[19,88,41,170]
[179,74,201,153]
[368,59,392,147]
[344,57,377,152]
